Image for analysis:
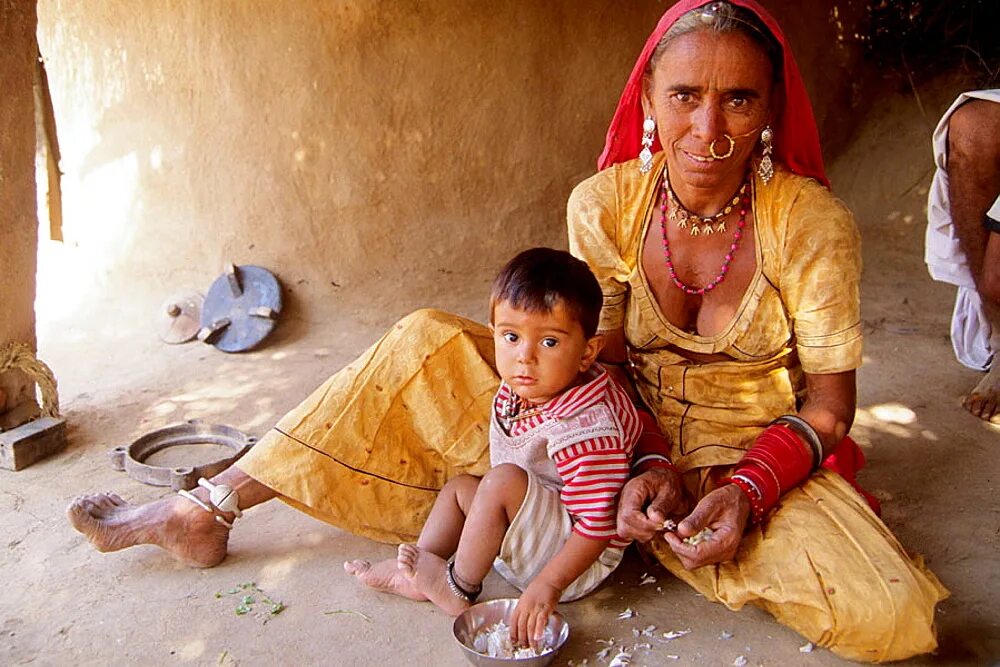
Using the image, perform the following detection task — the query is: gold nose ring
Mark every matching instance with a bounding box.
[709,135,735,160]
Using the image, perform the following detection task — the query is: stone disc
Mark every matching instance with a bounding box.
[157,292,204,344]
[199,264,283,353]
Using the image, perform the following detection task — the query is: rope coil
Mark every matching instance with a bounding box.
[0,342,60,418]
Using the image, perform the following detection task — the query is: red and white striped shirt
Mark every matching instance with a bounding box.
[492,365,640,548]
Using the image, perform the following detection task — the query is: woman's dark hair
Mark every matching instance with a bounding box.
[648,1,783,82]
[490,247,603,339]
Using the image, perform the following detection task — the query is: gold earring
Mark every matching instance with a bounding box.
[639,117,655,174]
[758,126,774,184]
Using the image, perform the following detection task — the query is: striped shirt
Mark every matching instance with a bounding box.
[492,365,641,548]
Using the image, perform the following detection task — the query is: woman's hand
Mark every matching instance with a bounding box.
[510,580,561,650]
[616,466,688,542]
[662,483,750,569]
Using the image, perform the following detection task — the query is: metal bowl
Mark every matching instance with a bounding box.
[452,598,570,667]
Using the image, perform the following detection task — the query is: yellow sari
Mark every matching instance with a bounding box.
[238,155,946,662]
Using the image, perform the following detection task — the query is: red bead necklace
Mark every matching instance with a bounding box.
[659,176,750,296]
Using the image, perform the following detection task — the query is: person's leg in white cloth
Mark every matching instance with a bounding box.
[946,98,1000,420]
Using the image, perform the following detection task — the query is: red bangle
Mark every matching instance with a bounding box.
[732,423,814,521]
[726,475,765,524]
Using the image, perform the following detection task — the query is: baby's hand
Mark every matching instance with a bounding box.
[510,580,560,651]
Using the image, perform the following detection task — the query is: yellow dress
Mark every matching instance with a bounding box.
[238,154,946,662]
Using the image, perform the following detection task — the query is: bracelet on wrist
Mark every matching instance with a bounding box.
[726,475,765,524]
[632,454,677,474]
[984,214,1000,235]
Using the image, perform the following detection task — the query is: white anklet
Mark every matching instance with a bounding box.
[177,489,234,529]
[197,477,242,517]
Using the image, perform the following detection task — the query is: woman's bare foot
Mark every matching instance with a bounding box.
[397,543,471,616]
[343,558,427,601]
[67,492,230,568]
[964,364,1000,422]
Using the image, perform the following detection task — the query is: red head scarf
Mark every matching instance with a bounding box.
[597,0,828,188]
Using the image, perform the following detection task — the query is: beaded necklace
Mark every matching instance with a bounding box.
[659,176,750,296]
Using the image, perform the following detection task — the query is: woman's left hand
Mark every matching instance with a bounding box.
[510,580,560,650]
[662,483,750,569]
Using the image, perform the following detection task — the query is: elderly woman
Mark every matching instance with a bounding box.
[68,0,945,662]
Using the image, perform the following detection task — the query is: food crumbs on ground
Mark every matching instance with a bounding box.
[683,527,715,545]
[719,630,734,640]
[608,648,633,666]
[734,655,748,666]
[471,621,554,659]
[617,607,637,620]
[799,642,815,653]
[662,628,691,641]
[324,609,372,623]
[639,574,657,586]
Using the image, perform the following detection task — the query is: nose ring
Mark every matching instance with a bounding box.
[709,135,735,160]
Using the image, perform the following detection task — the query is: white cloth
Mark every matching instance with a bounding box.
[492,471,624,601]
[925,89,1000,371]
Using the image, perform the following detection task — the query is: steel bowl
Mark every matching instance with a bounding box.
[452,598,570,667]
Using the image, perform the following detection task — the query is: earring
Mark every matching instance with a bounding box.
[639,116,656,174]
[758,126,774,184]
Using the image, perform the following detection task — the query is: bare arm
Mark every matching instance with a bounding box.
[510,533,608,648]
[797,369,857,456]
[602,328,691,540]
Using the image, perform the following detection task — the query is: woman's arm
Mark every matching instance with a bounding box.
[798,369,856,456]
[664,370,856,569]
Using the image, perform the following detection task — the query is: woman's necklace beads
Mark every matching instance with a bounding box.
[659,177,750,297]
[666,180,749,236]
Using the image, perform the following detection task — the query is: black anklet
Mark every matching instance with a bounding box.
[446,559,481,602]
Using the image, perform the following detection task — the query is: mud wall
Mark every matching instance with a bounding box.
[35,1,863,317]
[0,0,39,420]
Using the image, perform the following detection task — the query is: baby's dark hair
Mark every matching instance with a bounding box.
[490,247,603,338]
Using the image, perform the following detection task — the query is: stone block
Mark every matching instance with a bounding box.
[0,416,67,471]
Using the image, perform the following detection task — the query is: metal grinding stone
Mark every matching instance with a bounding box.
[199,263,283,353]
[157,292,204,344]
[108,419,257,490]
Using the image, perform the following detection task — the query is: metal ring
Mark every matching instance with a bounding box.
[709,135,735,160]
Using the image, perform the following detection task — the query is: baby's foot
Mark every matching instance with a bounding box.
[397,544,471,616]
[343,557,426,601]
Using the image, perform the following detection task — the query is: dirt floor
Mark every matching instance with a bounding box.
[4,82,1000,666]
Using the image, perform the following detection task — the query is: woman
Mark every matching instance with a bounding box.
[567,1,947,662]
[68,0,945,661]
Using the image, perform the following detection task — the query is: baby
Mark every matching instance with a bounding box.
[346,247,640,648]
